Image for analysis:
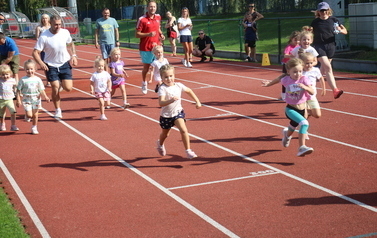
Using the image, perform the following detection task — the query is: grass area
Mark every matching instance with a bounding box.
[79,11,377,61]
[0,185,29,237]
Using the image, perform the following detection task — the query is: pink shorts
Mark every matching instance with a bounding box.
[111,80,125,89]
[95,91,111,101]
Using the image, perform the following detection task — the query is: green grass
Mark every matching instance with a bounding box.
[79,11,377,61]
[0,185,29,237]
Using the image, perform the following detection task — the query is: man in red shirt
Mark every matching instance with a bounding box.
[136,1,165,95]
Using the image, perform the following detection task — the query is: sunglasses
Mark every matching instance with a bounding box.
[249,5,255,8]
[198,33,204,35]
[0,18,5,21]
[320,9,328,12]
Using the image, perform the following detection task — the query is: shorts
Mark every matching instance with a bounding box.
[95,91,111,101]
[245,40,256,48]
[22,95,41,111]
[100,44,115,59]
[0,55,20,74]
[314,43,336,59]
[180,35,193,43]
[111,77,126,88]
[45,61,72,82]
[285,104,305,128]
[159,110,186,129]
[307,98,320,109]
[140,51,155,64]
[0,99,16,116]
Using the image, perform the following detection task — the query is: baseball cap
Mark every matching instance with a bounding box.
[317,2,330,11]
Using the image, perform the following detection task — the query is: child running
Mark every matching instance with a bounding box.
[156,64,201,159]
[0,65,18,131]
[280,58,314,156]
[149,45,169,93]
[108,47,130,109]
[299,52,326,119]
[16,59,50,134]
[90,57,112,120]
[290,31,318,66]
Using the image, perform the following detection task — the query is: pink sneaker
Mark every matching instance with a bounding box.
[333,89,344,99]
[156,140,166,156]
[186,149,197,159]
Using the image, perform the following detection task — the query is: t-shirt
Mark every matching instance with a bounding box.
[90,71,111,93]
[311,16,341,45]
[150,58,169,83]
[95,17,119,44]
[158,82,187,118]
[136,13,162,51]
[0,78,16,100]
[17,76,45,97]
[282,44,298,63]
[244,20,257,41]
[0,37,19,57]
[34,28,72,68]
[291,46,319,58]
[178,17,192,36]
[195,35,215,52]
[281,75,312,105]
[108,61,126,86]
[303,67,322,99]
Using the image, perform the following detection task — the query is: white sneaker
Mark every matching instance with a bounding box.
[186,149,197,159]
[156,140,166,156]
[24,115,31,122]
[187,61,192,68]
[0,123,6,131]
[100,114,108,120]
[31,127,39,135]
[105,106,111,109]
[54,109,62,118]
[282,128,292,147]
[181,59,187,67]
[297,145,314,157]
[141,83,148,95]
[10,125,19,131]
[123,103,130,109]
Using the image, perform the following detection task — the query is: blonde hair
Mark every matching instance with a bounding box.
[285,58,304,71]
[315,8,333,18]
[0,64,12,75]
[299,31,313,43]
[110,47,121,59]
[94,56,105,67]
[24,59,36,69]
[301,25,313,32]
[159,64,174,76]
[181,7,190,18]
[299,52,315,62]
[40,14,50,26]
[152,45,163,54]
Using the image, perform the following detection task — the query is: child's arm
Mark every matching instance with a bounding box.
[107,78,112,92]
[184,87,202,109]
[40,90,50,103]
[318,75,326,96]
[149,66,154,83]
[16,89,21,108]
[262,73,286,87]
[158,94,179,107]
[298,83,314,95]
[122,69,129,78]
[110,67,122,78]
[90,81,95,94]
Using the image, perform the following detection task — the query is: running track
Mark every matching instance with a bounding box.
[0,39,376,238]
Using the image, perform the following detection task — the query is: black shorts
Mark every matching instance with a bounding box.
[245,40,256,48]
[314,43,336,59]
[159,110,185,129]
[45,61,72,82]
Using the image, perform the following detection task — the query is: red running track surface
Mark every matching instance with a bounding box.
[0,39,376,238]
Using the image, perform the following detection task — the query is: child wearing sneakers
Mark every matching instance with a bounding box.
[149,45,169,93]
[156,64,201,159]
[108,47,130,109]
[90,57,112,120]
[16,60,50,134]
[0,65,19,131]
[280,58,314,157]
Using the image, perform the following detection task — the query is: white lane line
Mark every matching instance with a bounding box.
[40,107,240,238]
[168,171,280,190]
[72,87,377,213]
[0,159,51,238]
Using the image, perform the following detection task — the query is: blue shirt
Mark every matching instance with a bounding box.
[0,37,19,56]
[96,17,119,44]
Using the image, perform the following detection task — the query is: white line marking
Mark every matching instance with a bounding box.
[0,159,51,238]
[168,171,280,190]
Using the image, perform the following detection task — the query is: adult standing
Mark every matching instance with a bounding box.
[35,13,51,87]
[243,3,264,22]
[136,1,165,95]
[164,11,178,57]
[311,2,347,99]
[95,8,120,64]
[32,15,78,119]
[192,30,215,62]
[0,32,20,84]
[178,7,193,68]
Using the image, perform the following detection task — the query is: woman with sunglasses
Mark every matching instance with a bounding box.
[243,3,264,22]
[178,7,193,67]
[310,2,347,99]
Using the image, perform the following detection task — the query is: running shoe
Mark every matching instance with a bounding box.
[141,84,148,95]
[186,149,197,159]
[156,140,166,156]
[333,89,344,99]
[10,125,19,131]
[181,59,187,67]
[54,109,62,118]
[0,123,6,131]
[187,61,192,68]
[200,56,207,62]
[31,127,39,135]
[123,103,130,109]
[297,145,314,157]
[282,128,292,147]
[100,114,108,120]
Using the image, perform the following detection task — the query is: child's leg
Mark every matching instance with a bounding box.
[311,108,321,118]
[285,107,309,147]
[32,108,39,126]
[98,98,105,115]
[0,107,6,124]
[174,118,190,150]
[250,46,256,59]
[159,128,171,145]
[244,44,250,57]
[120,85,128,103]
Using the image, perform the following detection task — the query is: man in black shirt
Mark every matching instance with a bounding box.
[192,30,215,62]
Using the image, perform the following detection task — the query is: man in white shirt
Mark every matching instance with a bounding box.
[32,15,78,118]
